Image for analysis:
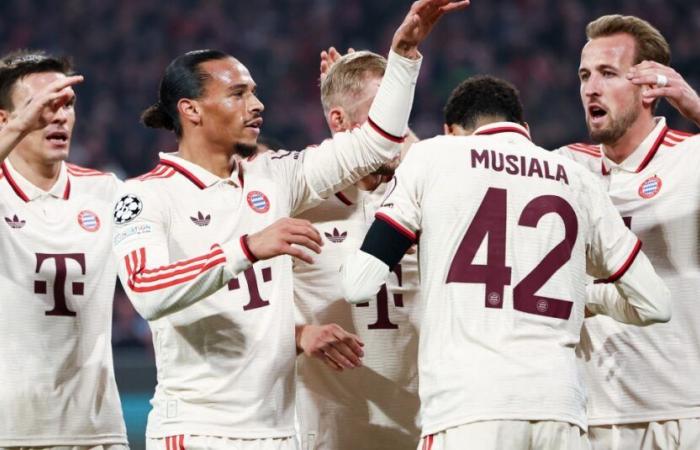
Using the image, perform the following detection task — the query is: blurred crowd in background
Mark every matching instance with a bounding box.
[1,0,698,352]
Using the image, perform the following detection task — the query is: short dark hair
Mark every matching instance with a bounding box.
[141,49,229,137]
[0,49,73,111]
[443,75,524,130]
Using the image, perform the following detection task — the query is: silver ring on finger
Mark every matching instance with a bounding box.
[655,74,669,87]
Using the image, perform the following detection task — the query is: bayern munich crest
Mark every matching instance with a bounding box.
[246,191,270,213]
[77,210,101,232]
[638,175,662,199]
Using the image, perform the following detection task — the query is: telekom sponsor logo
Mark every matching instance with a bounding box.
[34,253,86,317]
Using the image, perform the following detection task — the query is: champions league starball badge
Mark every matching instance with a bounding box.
[113,194,143,224]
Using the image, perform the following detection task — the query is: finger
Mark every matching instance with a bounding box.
[329,340,363,367]
[287,222,323,245]
[285,245,315,264]
[323,346,357,369]
[642,87,677,99]
[322,356,344,372]
[286,234,322,254]
[333,329,365,357]
[44,75,84,94]
[627,74,666,86]
[439,0,470,13]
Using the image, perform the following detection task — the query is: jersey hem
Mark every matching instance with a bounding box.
[0,433,128,446]
[421,412,586,437]
[588,408,700,426]
[146,426,296,440]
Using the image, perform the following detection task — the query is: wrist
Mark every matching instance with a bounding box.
[391,40,420,60]
[3,117,30,139]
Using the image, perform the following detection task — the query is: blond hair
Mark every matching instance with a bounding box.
[320,50,386,119]
[586,15,671,66]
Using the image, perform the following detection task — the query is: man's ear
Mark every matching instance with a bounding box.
[0,109,10,127]
[523,121,530,132]
[328,107,349,133]
[177,98,202,127]
[444,123,470,136]
[640,85,656,108]
[443,123,451,135]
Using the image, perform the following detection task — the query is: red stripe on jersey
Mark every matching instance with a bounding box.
[335,191,353,205]
[667,129,693,138]
[594,239,642,284]
[567,143,601,157]
[136,164,169,181]
[636,126,668,172]
[179,434,185,450]
[1,162,30,202]
[375,212,416,242]
[661,139,677,148]
[66,163,108,176]
[135,247,224,280]
[62,178,71,199]
[240,234,259,263]
[160,159,207,189]
[367,117,405,143]
[475,126,531,141]
[125,246,226,293]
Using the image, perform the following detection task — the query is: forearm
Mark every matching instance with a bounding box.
[118,238,253,320]
[0,120,28,164]
[586,252,671,325]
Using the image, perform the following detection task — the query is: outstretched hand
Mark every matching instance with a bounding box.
[296,323,364,371]
[391,0,470,59]
[6,75,83,134]
[319,47,355,83]
[246,217,323,264]
[627,61,700,127]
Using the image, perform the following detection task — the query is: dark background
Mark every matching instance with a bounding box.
[2,1,698,447]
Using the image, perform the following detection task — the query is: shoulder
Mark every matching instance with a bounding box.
[554,142,602,160]
[66,163,122,200]
[663,128,700,149]
[130,163,178,183]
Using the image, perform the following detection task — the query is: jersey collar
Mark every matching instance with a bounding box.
[159,152,241,189]
[601,117,668,174]
[473,122,532,141]
[1,159,71,202]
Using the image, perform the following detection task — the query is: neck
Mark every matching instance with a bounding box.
[7,152,62,191]
[602,115,657,164]
[178,135,237,179]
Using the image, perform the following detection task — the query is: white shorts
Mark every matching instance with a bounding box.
[417,420,590,450]
[146,435,297,450]
[589,418,700,450]
[0,446,127,450]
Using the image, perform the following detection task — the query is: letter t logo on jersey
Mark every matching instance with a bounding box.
[34,253,86,317]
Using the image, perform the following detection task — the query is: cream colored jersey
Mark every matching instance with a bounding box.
[356,122,662,436]
[0,159,127,446]
[112,48,421,440]
[556,117,700,425]
[294,184,421,450]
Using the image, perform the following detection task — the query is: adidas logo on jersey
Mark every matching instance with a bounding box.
[4,214,26,229]
[190,211,211,226]
[324,227,347,243]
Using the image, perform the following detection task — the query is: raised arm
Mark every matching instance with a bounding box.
[628,60,700,128]
[284,0,469,215]
[0,75,82,164]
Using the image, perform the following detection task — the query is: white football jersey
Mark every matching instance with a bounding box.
[111,48,421,438]
[294,183,421,450]
[557,117,700,425]
[369,122,648,435]
[0,159,127,446]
